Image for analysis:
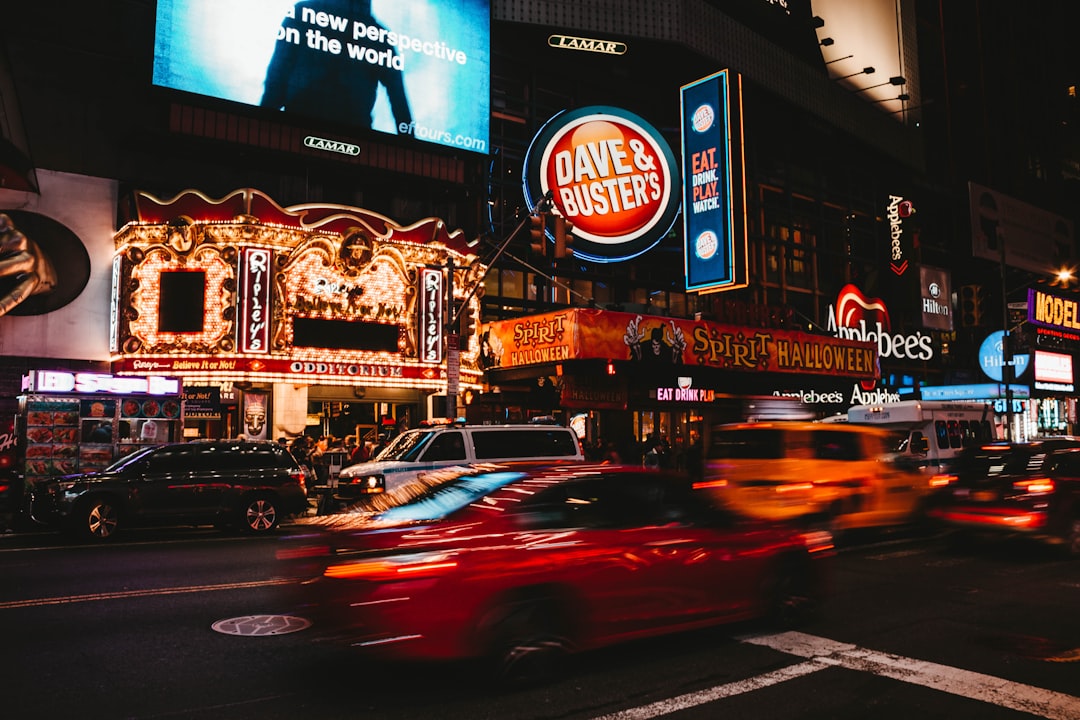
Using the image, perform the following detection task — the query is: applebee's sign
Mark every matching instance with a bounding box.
[827,284,934,361]
[886,195,915,276]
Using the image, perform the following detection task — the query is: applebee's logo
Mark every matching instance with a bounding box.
[827,284,933,361]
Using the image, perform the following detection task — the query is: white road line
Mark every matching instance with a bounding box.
[590,660,830,720]
[741,631,1080,720]
[593,632,1080,720]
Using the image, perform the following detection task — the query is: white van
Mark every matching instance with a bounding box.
[842,400,997,473]
[329,423,584,507]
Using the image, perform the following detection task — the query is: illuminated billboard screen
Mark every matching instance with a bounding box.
[152,0,490,153]
[680,70,748,293]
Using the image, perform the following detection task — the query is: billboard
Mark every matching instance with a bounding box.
[680,70,748,293]
[152,0,490,153]
[969,181,1074,274]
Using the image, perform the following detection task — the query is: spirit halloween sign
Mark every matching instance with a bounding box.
[481,308,878,380]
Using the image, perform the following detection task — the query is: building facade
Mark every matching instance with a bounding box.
[2,1,1078,478]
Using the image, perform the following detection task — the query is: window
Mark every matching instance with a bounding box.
[471,429,578,460]
[708,429,787,459]
[947,420,963,449]
[421,431,467,461]
[935,420,949,449]
[518,474,696,530]
[812,430,863,461]
[144,445,196,473]
[158,271,205,333]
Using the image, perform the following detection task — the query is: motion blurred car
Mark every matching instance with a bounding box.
[30,439,310,540]
[703,421,936,532]
[276,463,833,685]
[927,439,1080,555]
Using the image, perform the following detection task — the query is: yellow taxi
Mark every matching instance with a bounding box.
[700,421,932,531]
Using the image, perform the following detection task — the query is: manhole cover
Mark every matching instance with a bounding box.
[211,615,312,636]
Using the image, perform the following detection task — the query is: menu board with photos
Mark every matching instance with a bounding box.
[21,392,183,488]
[79,397,117,472]
[24,399,81,482]
[120,396,181,447]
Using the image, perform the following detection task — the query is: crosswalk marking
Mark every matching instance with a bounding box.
[742,631,1080,720]
[593,631,1080,720]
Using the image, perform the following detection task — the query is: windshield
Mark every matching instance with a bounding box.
[708,429,786,459]
[374,429,436,462]
[376,471,527,523]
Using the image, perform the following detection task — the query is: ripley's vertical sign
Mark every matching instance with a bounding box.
[680,69,748,293]
[238,247,272,353]
[418,267,444,363]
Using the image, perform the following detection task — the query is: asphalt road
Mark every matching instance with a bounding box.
[1,523,1078,720]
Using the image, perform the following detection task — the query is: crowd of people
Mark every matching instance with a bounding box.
[582,432,702,476]
[277,432,393,484]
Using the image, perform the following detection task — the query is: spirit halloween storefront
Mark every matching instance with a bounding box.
[109,189,484,443]
[476,308,879,460]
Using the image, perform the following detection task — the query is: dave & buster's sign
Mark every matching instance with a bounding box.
[522,106,681,263]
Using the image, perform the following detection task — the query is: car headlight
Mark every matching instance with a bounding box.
[346,474,385,493]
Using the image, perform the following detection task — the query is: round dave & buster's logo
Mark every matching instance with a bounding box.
[523,106,681,263]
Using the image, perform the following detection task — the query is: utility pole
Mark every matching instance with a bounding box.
[445,255,459,419]
[1000,241,1014,440]
[442,192,556,420]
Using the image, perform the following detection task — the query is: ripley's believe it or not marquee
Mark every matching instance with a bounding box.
[110,188,484,390]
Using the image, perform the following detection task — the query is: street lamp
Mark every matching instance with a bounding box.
[1000,241,1014,441]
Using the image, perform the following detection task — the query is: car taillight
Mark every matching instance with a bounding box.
[692,479,728,490]
[324,552,457,581]
[800,529,835,554]
[290,470,307,493]
[1013,477,1054,494]
[928,473,957,488]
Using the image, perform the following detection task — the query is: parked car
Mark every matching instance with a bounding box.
[927,438,1080,555]
[30,439,310,540]
[702,421,935,533]
[327,422,584,509]
[276,463,833,685]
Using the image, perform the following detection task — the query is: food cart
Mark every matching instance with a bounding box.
[17,370,184,493]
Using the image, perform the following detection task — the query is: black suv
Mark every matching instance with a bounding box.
[928,439,1080,555]
[30,440,310,540]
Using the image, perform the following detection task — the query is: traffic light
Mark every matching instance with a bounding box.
[458,306,476,350]
[554,214,575,260]
[959,284,984,326]
[529,212,548,257]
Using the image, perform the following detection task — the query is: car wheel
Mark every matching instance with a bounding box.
[479,595,571,689]
[240,495,279,534]
[72,496,120,541]
[765,555,819,629]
